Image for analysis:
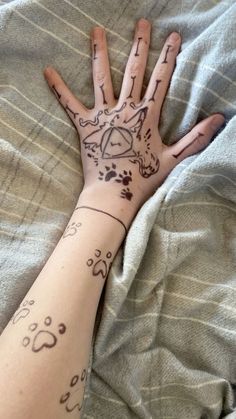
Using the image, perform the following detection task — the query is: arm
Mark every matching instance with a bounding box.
[0,188,131,418]
[0,19,224,419]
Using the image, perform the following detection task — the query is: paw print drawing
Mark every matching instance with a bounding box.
[22,316,66,352]
[120,187,133,201]
[60,370,87,413]
[12,299,35,324]
[63,222,82,239]
[98,164,133,186]
[115,169,132,185]
[98,163,117,181]
[87,249,112,279]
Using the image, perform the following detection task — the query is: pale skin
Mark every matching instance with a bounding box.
[0,19,224,418]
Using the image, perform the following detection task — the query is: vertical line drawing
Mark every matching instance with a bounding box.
[162,44,172,64]
[172,132,204,158]
[134,37,142,56]
[99,83,107,104]
[149,79,161,102]
[127,76,136,99]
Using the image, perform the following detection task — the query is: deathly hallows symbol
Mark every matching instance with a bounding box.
[100,127,136,159]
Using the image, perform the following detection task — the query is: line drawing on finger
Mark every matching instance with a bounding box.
[149,80,162,102]
[49,83,81,120]
[162,44,172,64]
[134,37,142,57]
[52,85,61,100]
[65,104,79,119]
[99,83,107,105]
[93,43,98,60]
[127,76,136,99]
[172,132,204,158]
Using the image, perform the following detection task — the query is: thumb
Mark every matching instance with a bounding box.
[166,113,225,165]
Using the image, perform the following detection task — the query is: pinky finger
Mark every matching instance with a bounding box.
[166,113,225,164]
[44,66,88,123]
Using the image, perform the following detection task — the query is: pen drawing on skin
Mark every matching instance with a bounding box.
[65,104,79,120]
[93,43,98,60]
[127,76,136,99]
[134,37,142,56]
[99,83,107,105]
[47,28,217,209]
[63,222,82,239]
[149,79,161,102]
[172,132,204,158]
[11,300,35,324]
[60,369,87,413]
[162,44,172,63]
[22,316,66,353]
[48,38,182,202]
[87,249,112,279]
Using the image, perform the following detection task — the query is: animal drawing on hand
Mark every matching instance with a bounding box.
[80,101,160,200]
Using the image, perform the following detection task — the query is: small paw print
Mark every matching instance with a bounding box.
[12,299,35,324]
[22,316,66,352]
[99,163,117,181]
[87,249,112,279]
[63,222,82,238]
[60,370,87,413]
[115,170,132,186]
[120,188,133,201]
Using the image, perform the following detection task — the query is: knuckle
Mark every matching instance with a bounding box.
[129,62,142,75]
[95,71,106,83]
[156,66,167,78]
[194,132,206,148]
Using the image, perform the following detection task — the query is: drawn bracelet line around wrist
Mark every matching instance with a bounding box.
[74,205,128,235]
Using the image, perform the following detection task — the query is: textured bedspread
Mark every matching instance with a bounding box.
[0,0,236,418]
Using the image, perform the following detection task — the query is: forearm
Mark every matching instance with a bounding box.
[0,189,131,419]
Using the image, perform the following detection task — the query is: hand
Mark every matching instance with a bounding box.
[44,19,224,218]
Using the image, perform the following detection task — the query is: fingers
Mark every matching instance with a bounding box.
[145,32,181,115]
[91,27,115,108]
[44,66,87,123]
[119,19,151,104]
[166,113,225,164]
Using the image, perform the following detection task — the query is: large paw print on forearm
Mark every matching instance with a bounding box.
[22,316,66,352]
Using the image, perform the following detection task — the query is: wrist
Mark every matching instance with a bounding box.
[76,184,141,231]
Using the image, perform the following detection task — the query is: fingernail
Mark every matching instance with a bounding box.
[137,18,150,30]
[168,32,181,42]
[93,26,104,39]
[44,66,53,77]
[211,114,225,129]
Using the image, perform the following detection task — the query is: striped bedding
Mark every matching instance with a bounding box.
[0,0,236,418]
